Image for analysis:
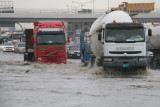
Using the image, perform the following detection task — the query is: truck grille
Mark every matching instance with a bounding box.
[109,51,141,54]
[6,47,13,48]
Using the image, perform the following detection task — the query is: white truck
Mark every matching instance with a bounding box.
[145,24,160,69]
[89,10,150,70]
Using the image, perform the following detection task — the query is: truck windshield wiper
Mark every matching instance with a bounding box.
[38,42,48,45]
[52,42,65,44]
[38,42,65,45]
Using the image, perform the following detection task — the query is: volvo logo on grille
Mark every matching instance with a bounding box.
[116,47,134,51]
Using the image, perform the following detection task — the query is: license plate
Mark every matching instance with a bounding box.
[77,54,80,56]
[122,64,129,68]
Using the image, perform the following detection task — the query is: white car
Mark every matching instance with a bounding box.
[67,45,81,59]
[0,44,3,50]
[2,43,14,52]
[14,42,25,53]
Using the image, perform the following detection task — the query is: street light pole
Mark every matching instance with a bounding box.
[108,0,110,11]
[72,1,92,11]
[66,5,77,14]
[93,0,94,13]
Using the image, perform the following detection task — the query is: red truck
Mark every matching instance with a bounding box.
[24,21,67,64]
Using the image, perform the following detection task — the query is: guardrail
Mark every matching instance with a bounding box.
[0,8,160,14]
[0,8,107,14]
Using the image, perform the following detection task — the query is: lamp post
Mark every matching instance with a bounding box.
[66,5,78,14]
[108,0,110,11]
[72,1,92,11]
[92,0,94,13]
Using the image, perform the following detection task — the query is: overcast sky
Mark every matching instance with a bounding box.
[12,0,159,10]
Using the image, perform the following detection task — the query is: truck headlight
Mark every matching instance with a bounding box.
[61,57,65,61]
[104,58,112,62]
[38,57,42,61]
[69,52,74,54]
[139,58,146,62]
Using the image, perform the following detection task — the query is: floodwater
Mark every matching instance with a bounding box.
[0,51,160,107]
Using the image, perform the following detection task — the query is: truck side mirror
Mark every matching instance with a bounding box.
[148,29,152,36]
[98,33,101,41]
[67,37,70,43]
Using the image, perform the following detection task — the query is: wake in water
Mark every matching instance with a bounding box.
[82,62,150,78]
[0,53,159,78]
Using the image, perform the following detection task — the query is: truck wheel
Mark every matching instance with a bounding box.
[28,53,34,62]
[96,59,102,67]
[90,56,95,67]
[140,67,147,70]
[24,54,26,61]
[103,67,108,71]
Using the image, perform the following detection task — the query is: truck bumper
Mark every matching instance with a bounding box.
[36,56,67,64]
[102,57,147,69]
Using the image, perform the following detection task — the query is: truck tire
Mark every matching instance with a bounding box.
[103,67,108,71]
[96,59,102,67]
[28,53,34,62]
[140,66,147,70]
[24,53,27,61]
[90,55,95,67]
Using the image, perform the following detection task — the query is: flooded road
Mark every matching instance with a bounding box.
[0,51,160,107]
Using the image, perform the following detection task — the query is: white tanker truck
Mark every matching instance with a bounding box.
[89,10,151,70]
[146,24,160,68]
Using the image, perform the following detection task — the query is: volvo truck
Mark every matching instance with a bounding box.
[24,21,67,64]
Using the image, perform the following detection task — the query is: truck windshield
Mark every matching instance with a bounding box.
[37,33,66,45]
[105,28,145,43]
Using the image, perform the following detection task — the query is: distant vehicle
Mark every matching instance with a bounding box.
[67,44,81,58]
[2,43,14,52]
[0,44,3,50]
[111,2,154,13]
[14,42,25,53]
[11,31,23,43]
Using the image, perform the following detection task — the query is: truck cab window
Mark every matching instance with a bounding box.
[37,32,65,45]
[105,28,145,42]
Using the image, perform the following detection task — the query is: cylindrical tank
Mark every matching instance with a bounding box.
[89,11,132,58]
[146,25,160,50]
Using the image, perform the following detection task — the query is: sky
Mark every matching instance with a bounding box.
[12,0,159,10]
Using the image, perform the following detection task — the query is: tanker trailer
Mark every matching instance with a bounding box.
[146,24,160,68]
[89,10,148,70]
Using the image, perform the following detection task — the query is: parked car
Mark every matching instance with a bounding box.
[0,44,3,50]
[2,42,14,52]
[14,42,25,53]
[67,44,81,58]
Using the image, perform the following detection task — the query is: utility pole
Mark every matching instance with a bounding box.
[72,1,92,11]
[108,0,110,11]
[93,0,94,13]
[0,28,1,36]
